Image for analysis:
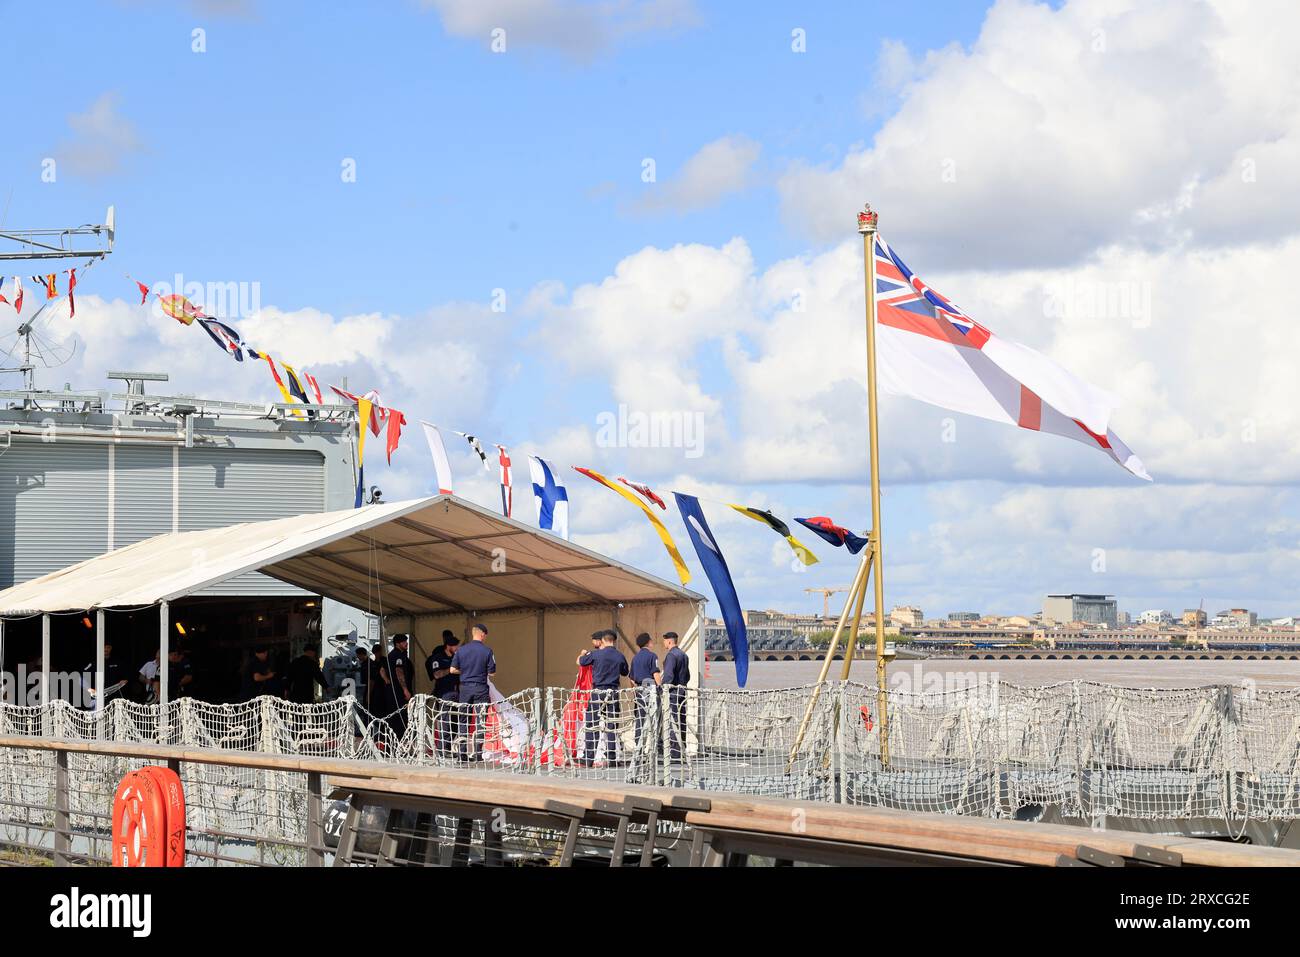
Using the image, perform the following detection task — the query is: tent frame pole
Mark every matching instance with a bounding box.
[95,609,106,714]
[535,610,545,688]
[159,601,170,740]
[41,614,51,709]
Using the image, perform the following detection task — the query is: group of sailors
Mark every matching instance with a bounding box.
[80,640,333,708]
[352,624,692,764]
[79,640,193,707]
[576,628,691,766]
[79,624,694,764]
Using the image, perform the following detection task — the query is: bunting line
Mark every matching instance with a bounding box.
[120,275,872,577]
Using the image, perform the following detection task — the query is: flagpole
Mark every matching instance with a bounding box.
[858,203,892,767]
[785,204,892,769]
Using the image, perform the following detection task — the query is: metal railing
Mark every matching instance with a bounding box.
[2,679,1299,840]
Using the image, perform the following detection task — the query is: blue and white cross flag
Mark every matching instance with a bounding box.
[528,455,569,540]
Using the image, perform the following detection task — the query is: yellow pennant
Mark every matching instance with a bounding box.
[356,397,371,467]
[263,354,303,419]
[574,466,691,585]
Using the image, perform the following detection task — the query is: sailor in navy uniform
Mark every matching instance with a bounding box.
[426,630,456,687]
[81,639,128,710]
[628,633,660,747]
[656,632,691,761]
[427,632,461,757]
[577,630,628,765]
[450,624,496,760]
[385,634,415,737]
[353,646,370,710]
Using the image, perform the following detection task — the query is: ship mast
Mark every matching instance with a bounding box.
[0,206,114,391]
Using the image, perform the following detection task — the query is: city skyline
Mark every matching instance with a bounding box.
[718,600,1294,627]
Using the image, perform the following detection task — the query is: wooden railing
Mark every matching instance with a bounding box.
[2,735,1297,867]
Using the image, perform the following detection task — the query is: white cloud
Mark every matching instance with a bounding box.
[873,38,924,93]
[54,93,143,179]
[777,0,1300,268]
[424,0,699,59]
[634,135,761,214]
[530,237,757,450]
[894,483,1300,616]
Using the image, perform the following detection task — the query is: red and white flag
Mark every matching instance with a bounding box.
[1,276,24,314]
[617,476,667,509]
[496,445,513,517]
[301,371,324,405]
[330,385,386,436]
[873,236,1149,480]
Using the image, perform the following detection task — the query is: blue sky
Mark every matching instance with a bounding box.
[3,0,1299,620]
[2,1,983,305]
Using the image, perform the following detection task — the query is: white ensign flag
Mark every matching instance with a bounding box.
[872,236,1150,480]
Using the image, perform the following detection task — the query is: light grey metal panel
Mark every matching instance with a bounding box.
[0,441,109,588]
[178,446,325,596]
[113,445,173,547]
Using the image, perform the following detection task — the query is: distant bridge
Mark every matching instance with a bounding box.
[707,648,923,662]
[705,648,1300,662]
[939,649,1300,661]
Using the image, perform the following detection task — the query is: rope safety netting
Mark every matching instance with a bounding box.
[2,679,1298,860]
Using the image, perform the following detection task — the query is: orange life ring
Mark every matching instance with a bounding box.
[111,771,165,867]
[140,766,186,867]
[111,766,186,867]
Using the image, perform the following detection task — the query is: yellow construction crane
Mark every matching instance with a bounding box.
[805,586,851,619]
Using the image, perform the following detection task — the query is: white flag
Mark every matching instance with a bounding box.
[873,236,1149,480]
[421,422,455,495]
[527,455,569,540]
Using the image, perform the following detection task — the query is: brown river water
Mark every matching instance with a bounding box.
[703,657,1300,692]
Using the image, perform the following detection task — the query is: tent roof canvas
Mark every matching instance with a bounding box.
[0,495,704,616]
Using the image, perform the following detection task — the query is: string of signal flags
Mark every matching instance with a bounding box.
[0,260,97,317]
[134,277,870,686]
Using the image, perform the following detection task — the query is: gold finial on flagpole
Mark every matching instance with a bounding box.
[857,204,879,234]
